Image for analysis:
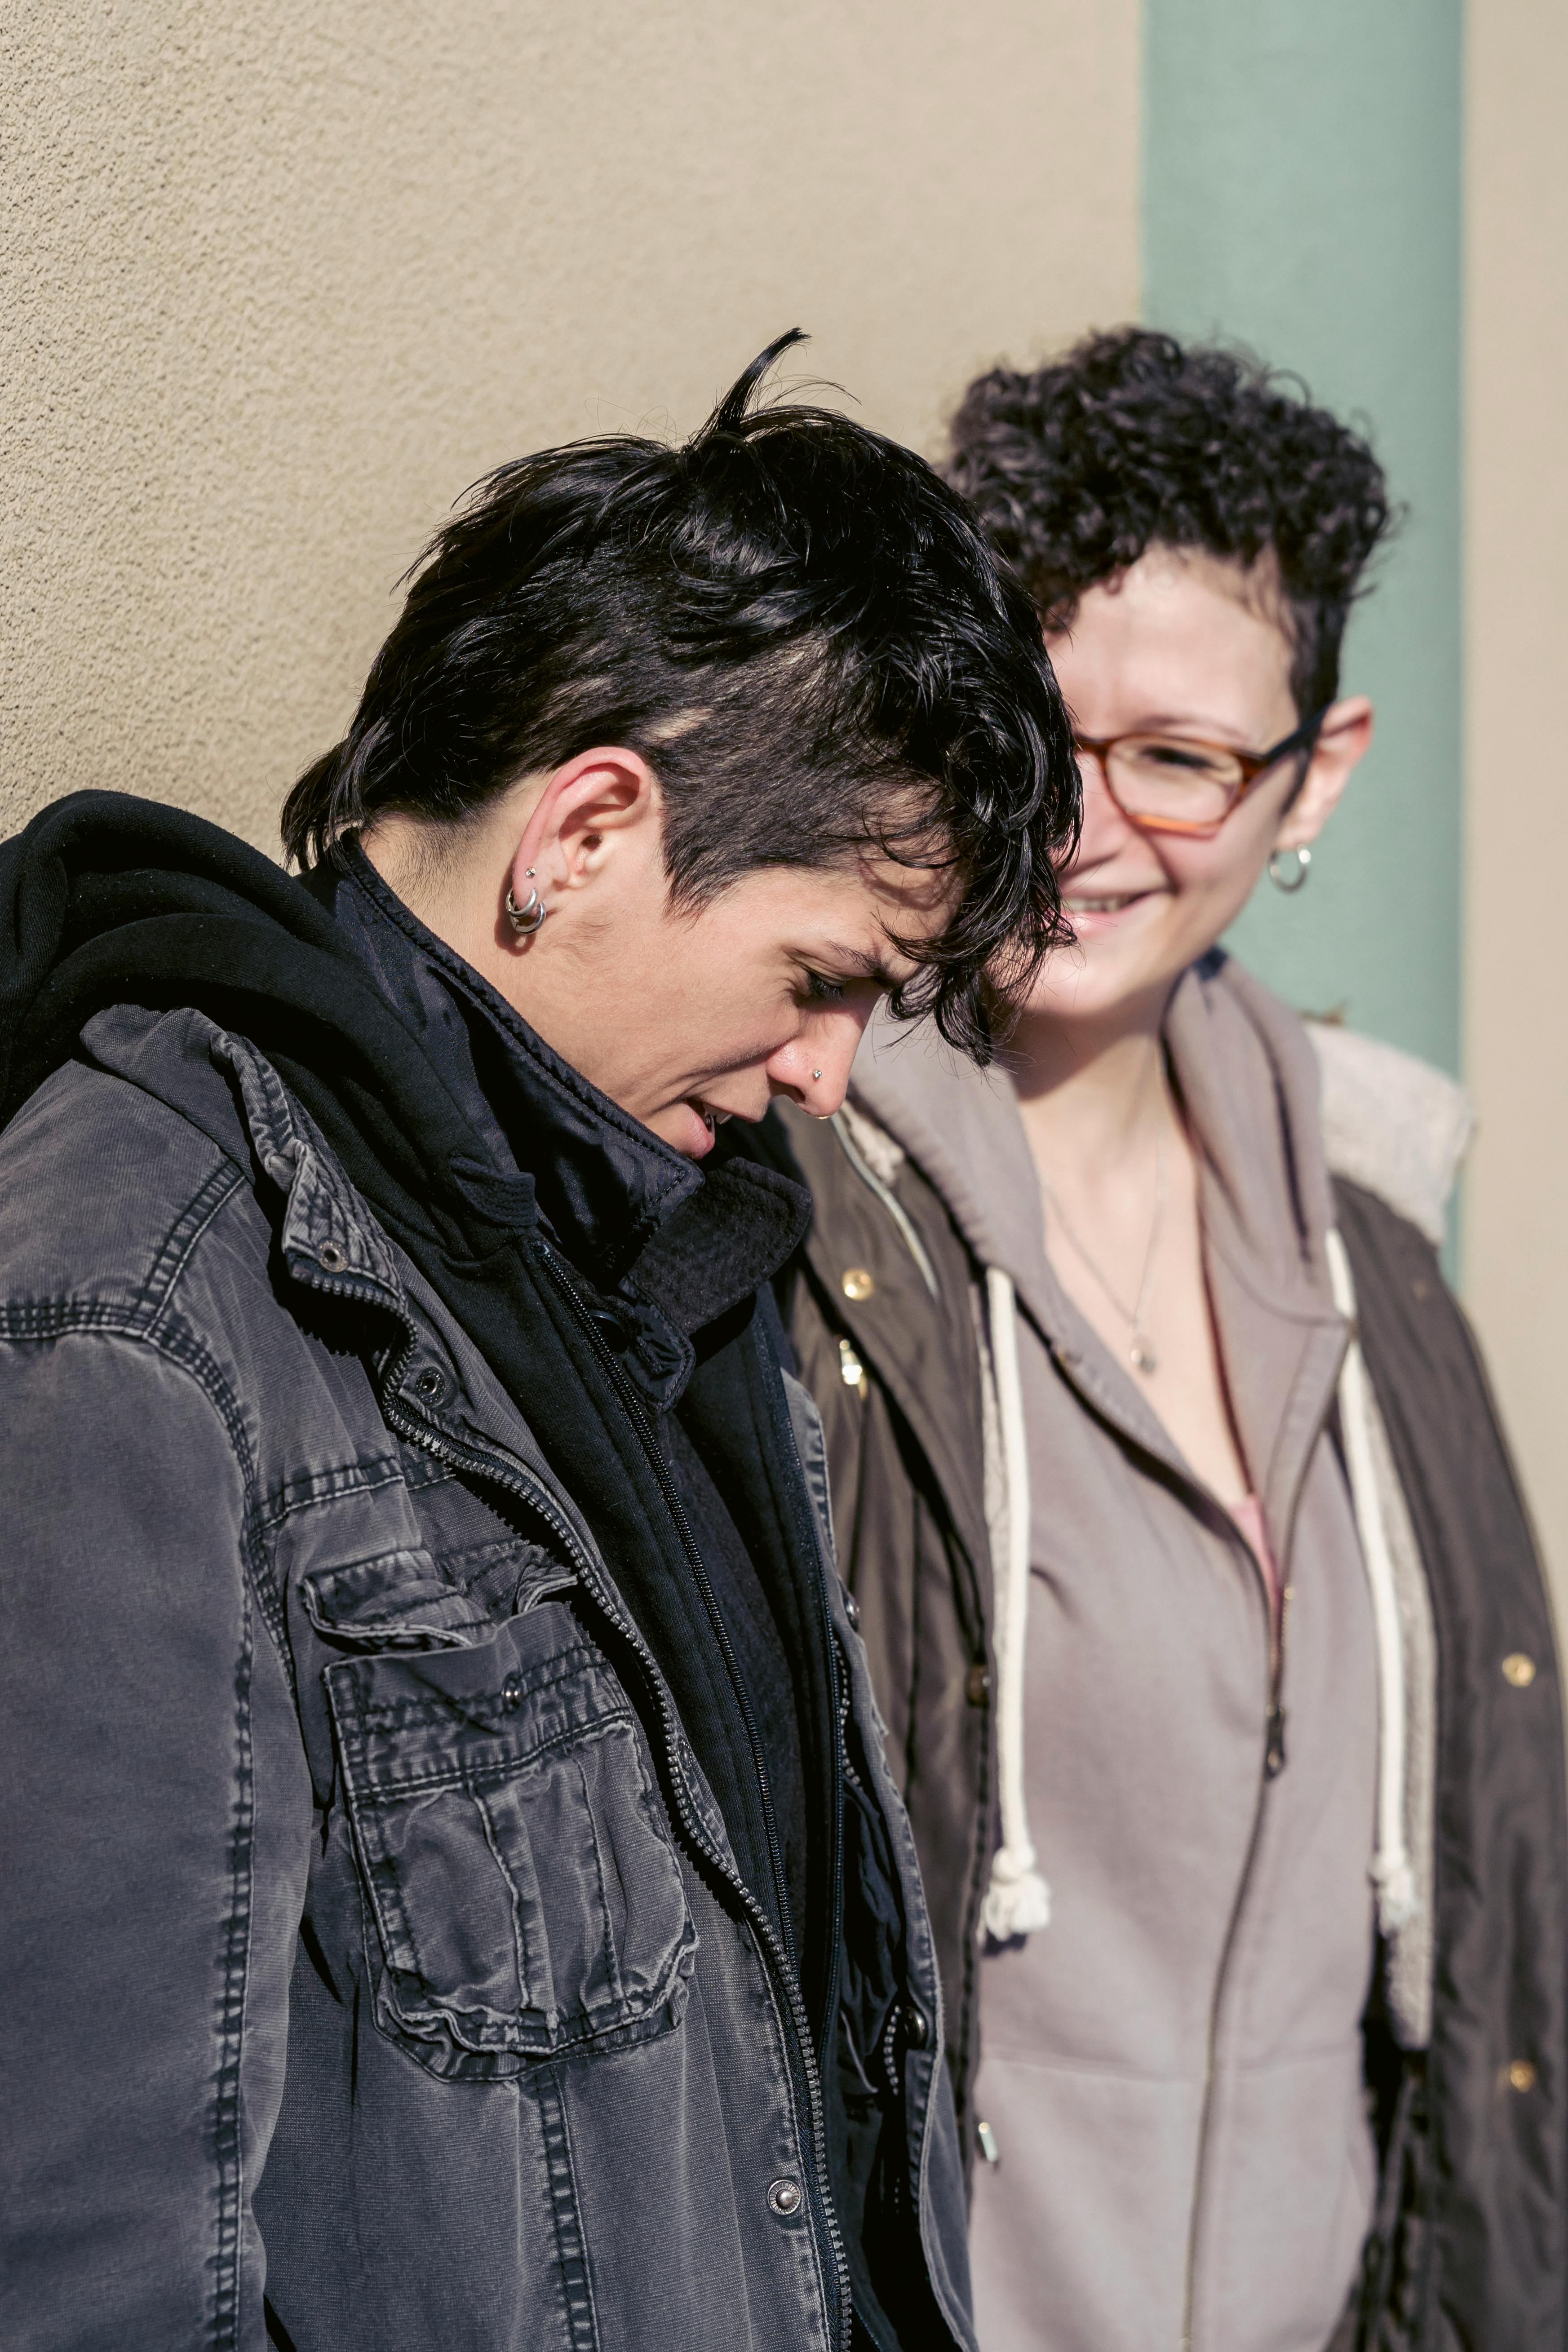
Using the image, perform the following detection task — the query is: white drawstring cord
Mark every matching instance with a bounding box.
[1325,1228,1419,1932]
[981,1268,1051,1940]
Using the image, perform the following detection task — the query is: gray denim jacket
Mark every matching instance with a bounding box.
[0,1002,970,2352]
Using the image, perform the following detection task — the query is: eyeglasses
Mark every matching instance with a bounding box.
[1072,708,1326,837]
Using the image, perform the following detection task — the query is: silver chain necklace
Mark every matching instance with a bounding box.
[1038,1133,1169,1376]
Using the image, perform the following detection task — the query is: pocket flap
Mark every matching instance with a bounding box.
[326,1604,695,2074]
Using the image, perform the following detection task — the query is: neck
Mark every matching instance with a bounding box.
[1007,988,1175,1180]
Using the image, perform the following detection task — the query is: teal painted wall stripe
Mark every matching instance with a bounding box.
[1142,0,1464,1073]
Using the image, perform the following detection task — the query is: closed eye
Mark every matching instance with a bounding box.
[802,970,848,1004]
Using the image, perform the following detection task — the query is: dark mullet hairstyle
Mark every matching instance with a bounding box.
[283,331,1078,1059]
[947,327,1396,716]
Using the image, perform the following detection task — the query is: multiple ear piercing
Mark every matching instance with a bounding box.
[505,868,547,935]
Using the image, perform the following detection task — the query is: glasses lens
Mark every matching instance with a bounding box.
[1103,736,1242,827]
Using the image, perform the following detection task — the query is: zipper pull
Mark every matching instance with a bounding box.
[1264,1701,1287,1779]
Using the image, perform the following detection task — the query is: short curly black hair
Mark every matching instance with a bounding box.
[947,327,1396,717]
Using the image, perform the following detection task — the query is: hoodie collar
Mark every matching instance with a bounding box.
[851,956,1336,1299]
[850,956,1347,1519]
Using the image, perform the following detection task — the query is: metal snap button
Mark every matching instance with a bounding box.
[318,1242,345,1272]
[842,1585,861,1630]
[1507,2058,1537,2093]
[1502,1653,1537,1688]
[903,2001,930,2050]
[502,1673,524,1713]
[415,1365,447,1404]
[966,1663,991,1706]
[766,2177,802,2217]
[841,1267,875,1302]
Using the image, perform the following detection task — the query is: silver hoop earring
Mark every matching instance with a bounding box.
[505,868,547,935]
[1267,846,1311,894]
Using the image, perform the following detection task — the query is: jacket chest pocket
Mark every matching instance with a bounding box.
[324,1604,696,2081]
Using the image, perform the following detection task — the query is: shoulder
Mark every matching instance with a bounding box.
[1198,952,1472,1247]
[0,1004,275,1345]
[1306,1021,1472,1249]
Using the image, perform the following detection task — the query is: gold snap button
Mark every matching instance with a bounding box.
[841,1267,875,1302]
[1507,2059,1537,2093]
[1502,1653,1537,1688]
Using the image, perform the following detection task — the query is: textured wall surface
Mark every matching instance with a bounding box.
[2,0,1139,853]
[1143,0,1463,1077]
[1462,0,1568,1595]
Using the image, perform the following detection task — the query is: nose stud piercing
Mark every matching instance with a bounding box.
[812,1069,822,1081]
[505,868,547,934]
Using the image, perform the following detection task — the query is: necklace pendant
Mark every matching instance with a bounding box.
[1129,1336,1158,1376]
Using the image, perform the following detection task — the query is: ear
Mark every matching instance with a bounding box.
[508,747,661,917]
[1274,695,1373,852]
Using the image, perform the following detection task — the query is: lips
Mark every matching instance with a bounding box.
[1059,886,1167,940]
[677,1098,735,1159]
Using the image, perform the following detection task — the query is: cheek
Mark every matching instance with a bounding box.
[1038,837,1274,1016]
[1164,831,1272,927]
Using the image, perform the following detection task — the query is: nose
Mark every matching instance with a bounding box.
[767,1007,869,1119]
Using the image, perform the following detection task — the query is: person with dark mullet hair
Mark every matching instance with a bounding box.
[0,334,1076,2352]
[774,327,1567,2351]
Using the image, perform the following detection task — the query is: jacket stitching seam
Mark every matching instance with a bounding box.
[0,1311,289,1670]
[333,1701,635,1799]
[256,1456,410,1533]
[130,1160,249,1338]
[536,2068,602,2350]
[207,1575,255,2349]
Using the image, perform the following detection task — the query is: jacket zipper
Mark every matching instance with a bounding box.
[1178,1510,1295,2352]
[371,1254,854,2352]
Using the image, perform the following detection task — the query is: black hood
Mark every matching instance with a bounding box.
[1,789,492,1257]
[0,790,809,1368]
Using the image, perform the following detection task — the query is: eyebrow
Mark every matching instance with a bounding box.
[1093,711,1256,745]
[815,940,908,990]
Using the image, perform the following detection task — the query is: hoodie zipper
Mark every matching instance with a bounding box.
[365,1250,854,2352]
[1178,1508,1296,2352]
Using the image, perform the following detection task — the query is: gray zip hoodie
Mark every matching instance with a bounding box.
[850,957,1410,2352]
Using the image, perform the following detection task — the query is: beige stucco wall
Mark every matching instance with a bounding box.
[2,0,1139,853]
[1462,0,1568,1602]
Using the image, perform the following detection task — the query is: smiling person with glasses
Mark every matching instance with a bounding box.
[762,329,1567,2352]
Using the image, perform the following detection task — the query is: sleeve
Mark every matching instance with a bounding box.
[0,1331,314,2352]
